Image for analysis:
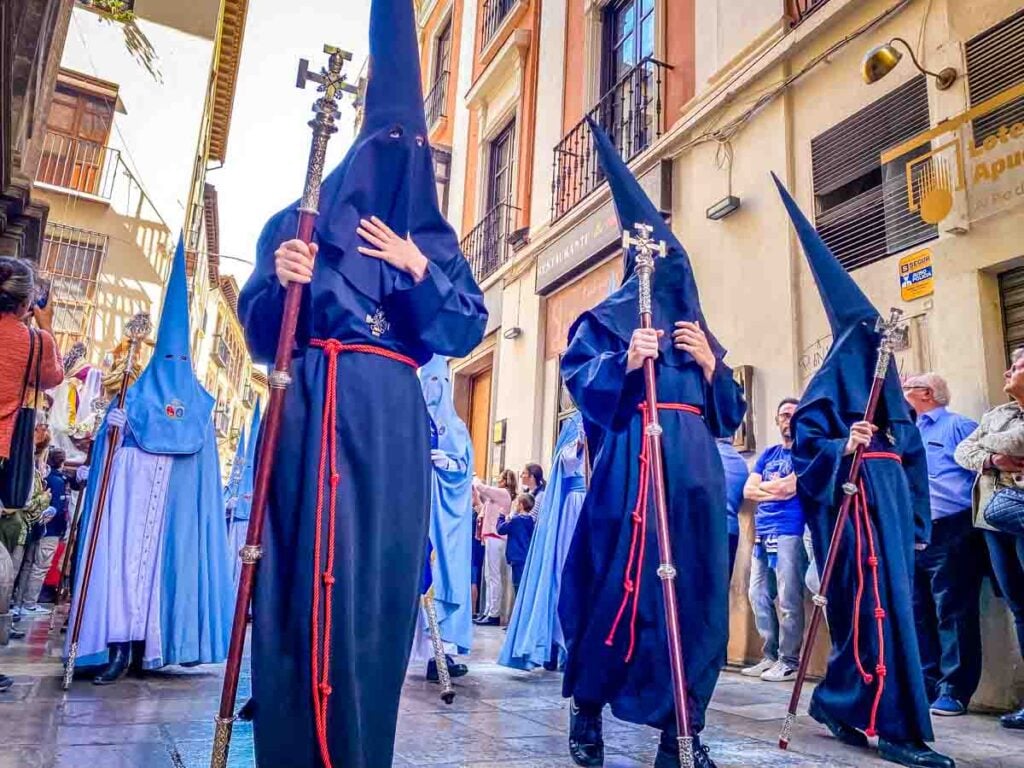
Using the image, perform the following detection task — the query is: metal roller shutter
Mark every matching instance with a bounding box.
[1000,267,1024,364]
[966,8,1024,145]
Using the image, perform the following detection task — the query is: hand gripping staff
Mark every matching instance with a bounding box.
[209,45,360,768]
[625,223,696,768]
[62,312,152,689]
[778,307,905,750]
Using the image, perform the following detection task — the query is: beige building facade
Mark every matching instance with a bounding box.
[445,0,1024,707]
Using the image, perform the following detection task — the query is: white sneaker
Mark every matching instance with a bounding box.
[761,660,797,682]
[740,658,775,677]
[23,605,51,616]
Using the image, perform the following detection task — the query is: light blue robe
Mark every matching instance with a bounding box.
[66,239,233,670]
[227,403,261,591]
[419,356,474,654]
[499,411,587,670]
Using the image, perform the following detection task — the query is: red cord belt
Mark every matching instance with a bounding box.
[605,402,702,663]
[849,449,901,737]
[307,339,417,768]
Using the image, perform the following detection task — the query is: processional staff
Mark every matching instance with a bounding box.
[62,311,153,689]
[625,223,696,768]
[209,44,360,768]
[778,307,905,750]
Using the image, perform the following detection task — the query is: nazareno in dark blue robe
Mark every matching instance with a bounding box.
[558,121,746,736]
[238,1,486,765]
[773,174,933,743]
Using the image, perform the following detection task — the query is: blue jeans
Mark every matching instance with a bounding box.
[748,534,808,668]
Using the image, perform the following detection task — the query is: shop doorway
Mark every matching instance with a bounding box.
[468,368,493,480]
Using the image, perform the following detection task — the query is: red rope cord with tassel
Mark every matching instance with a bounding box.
[308,339,417,767]
[849,451,900,738]
[605,402,702,662]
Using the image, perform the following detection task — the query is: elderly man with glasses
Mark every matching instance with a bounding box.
[902,373,983,718]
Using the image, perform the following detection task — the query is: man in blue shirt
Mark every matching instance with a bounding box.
[904,373,983,717]
[742,398,808,682]
[716,439,749,580]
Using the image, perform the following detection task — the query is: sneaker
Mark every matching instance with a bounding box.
[761,660,797,682]
[21,605,51,616]
[740,658,775,677]
[930,694,966,717]
[0,674,12,692]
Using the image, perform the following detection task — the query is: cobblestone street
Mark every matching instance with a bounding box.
[1,617,1022,767]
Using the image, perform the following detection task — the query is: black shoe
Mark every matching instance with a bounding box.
[128,641,145,677]
[237,698,255,722]
[9,626,25,640]
[0,673,12,692]
[568,699,604,766]
[1001,706,1024,730]
[654,734,716,768]
[93,642,131,686]
[426,655,469,682]
[877,738,955,768]
[809,699,869,749]
[473,615,500,626]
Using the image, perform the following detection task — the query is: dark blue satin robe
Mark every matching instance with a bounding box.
[239,224,486,768]
[794,399,934,742]
[558,314,745,735]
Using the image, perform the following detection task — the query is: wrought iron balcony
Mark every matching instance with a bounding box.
[424,70,450,128]
[551,58,670,222]
[482,0,517,47]
[785,0,831,26]
[460,202,519,284]
[36,131,124,200]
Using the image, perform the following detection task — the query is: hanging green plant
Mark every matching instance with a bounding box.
[82,0,135,23]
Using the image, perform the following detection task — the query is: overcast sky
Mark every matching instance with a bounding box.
[207,0,371,283]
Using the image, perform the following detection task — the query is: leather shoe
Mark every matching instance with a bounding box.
[1000,706,1024,730]
[93,642,131,686]
[568,699,604,767]
[237,698,255,722]
[0,673,13,692]
[473,615,500,626]
[877,738,955,768]
[654,733,716,768]
[809,699,868,748]
[427,655,469,681]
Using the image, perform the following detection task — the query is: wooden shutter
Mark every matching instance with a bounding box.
[966,9,1024,145]
[811,76,935,270]
[1001,266,1024,364]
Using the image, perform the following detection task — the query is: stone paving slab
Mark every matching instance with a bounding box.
[2,617,1024,766]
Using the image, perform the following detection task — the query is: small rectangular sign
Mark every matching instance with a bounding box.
[899,249,934,301]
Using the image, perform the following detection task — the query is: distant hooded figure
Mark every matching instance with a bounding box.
[226,401,260,592]
[772,174,953,768]
[237,0,486,763]
[413,355,473,682]
[66,239,233,686]
[558,121,745,768]
[499,410,587,671]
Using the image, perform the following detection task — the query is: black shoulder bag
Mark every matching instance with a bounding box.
[0,329,42,508]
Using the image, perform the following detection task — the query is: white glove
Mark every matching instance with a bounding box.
[431,449,451,470]
[107,407,128,429]
[76,465,89,484]
[40,506,56,524]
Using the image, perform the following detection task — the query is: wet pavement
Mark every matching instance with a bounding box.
[2,613,1023,767]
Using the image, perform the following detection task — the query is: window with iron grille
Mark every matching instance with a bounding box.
[810,76,936,271]
[603,0,655,92]
[39,223,109,353]
[38,79,118,197]
[433,146,452,218]
[966,8,1024,146]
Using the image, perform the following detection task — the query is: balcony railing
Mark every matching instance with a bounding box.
[36,131,123,199]
[424,70,450,128]
[460,202,519,284]
[482,0,517,47]
[785,0,831,26]
[551,58,670,222]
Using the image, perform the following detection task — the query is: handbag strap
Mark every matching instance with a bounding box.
[31,329,43,409]
[5,328,37,421]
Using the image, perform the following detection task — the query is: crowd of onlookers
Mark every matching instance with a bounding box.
[472,356,1024,731]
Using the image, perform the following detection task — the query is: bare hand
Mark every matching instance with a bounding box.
[991,453,1024,473]
[357,216,429,282]
[844,421,877,456]
[672,321,715,382]
[31,302,54,332]
[275,239,318,288]
[627,328,662,373]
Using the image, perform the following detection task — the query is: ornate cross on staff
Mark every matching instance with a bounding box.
[623,222,667,318]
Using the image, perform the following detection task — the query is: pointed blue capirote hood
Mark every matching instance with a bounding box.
[362,0,426,136]
[257,0,460,309]
[771,172,878,335]
[574,118,724,365]
[232,400,261,522]
[123,237,215,455]
[419,356,470,458]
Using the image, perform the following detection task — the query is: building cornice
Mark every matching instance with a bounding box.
[209,0,250,163]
